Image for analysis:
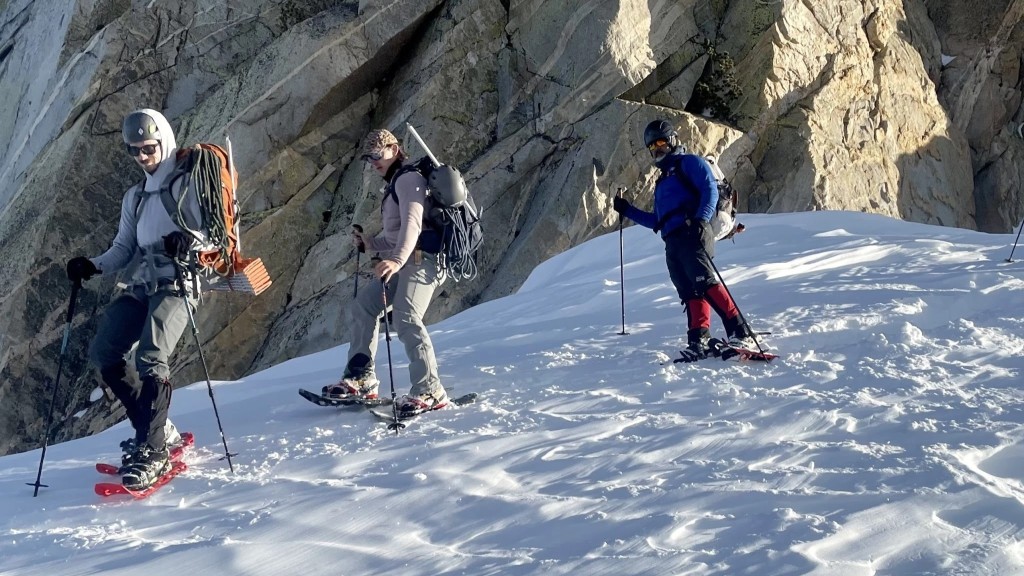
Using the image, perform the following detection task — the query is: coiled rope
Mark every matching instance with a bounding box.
[437,202,481,282]
[174,147,233,276]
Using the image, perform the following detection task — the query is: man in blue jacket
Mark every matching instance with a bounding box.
[613,119,756,361]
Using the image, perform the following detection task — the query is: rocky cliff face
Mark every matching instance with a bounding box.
[1,0,1021,455]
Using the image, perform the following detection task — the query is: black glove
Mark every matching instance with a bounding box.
[612,196,630,215]
[163,231,192,260]
[66,256,99,282]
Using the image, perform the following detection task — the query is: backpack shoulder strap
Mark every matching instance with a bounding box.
[131,182,146,218]
[385,162,427,206]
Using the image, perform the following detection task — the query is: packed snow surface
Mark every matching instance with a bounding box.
[3,212,1024,575]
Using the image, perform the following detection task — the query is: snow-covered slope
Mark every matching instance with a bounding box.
[3,212,1024,575]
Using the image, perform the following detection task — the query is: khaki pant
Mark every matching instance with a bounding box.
[344,253,446,398]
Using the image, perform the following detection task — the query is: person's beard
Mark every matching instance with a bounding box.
[653,149,672,167]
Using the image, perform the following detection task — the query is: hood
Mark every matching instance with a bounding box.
[124,108,180,185]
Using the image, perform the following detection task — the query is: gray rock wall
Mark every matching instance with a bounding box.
[0,0,1021,454]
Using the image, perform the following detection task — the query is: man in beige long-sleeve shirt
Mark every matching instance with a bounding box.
[324,128,449,416]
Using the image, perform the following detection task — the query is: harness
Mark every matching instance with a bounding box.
[131,185,199,298]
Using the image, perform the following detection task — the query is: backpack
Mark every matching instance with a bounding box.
[388,156,484,282]
[703,156,741,241]
[654,154,741,242]
[141,143,272,295]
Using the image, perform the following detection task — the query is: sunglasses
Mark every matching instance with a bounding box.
[647,139,669,151]
[361,144,395,163]
[126,143,159,157]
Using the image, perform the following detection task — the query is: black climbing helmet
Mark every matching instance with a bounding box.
[122,111,162,143]
[643,119,680,150]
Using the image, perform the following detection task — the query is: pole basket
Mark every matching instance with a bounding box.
[207,255,273,296]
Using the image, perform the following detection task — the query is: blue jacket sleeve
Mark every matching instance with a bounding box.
[623,203,658,230]
[681,156,719,223]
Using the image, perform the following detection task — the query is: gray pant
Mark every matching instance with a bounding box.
[89,283,195,450]
[344,253,446,398]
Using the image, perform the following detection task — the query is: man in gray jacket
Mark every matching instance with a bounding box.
[323,128,450,417]
[66,109,204,490]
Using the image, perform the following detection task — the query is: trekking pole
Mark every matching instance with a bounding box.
[380,279,404,433]
[707,258,768,355]
[28,280,82,496]
[353,224,363,297]
[616,187,629,336]
[1008,219,1024,262]
[174,258,237,472]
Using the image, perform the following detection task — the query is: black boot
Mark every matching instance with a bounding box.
[727,322,757,350]
[678,328,710,363]
[120,418,182,472]
[122,446,171,490]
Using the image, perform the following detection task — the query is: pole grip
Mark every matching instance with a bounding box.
[352,223,365,253]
